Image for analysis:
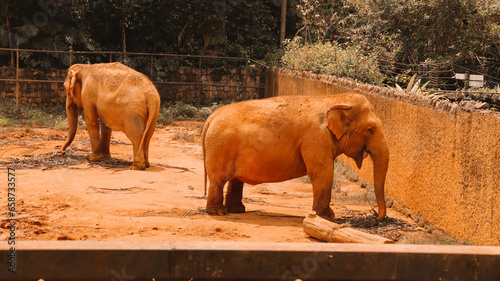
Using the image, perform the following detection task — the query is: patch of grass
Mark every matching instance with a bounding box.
[337,187,377,204]
[298,175,311,183]
[410,237,465,245]
[157,101,220,126]
[172,132,195,142]
[298,169,346,190]
[0,112,20,127]
[334,159,370,188]
[0,99,66,128]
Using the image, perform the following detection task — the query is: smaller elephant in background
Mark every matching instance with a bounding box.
[60,62,160,170]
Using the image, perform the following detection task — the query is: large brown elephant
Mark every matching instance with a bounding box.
[202,93,389,220]
[60,62,161,170]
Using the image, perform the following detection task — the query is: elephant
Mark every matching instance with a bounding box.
[202,93,389,220]
[60,62,161,170]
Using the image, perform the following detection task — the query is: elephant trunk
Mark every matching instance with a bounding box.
[367,131,390,221]
[60,101,79,153]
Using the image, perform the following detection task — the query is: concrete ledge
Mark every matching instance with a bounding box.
[2,241,500,280]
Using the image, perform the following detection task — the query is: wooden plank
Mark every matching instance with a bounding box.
[303,211,394,244]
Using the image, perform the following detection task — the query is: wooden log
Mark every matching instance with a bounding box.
[303,211,395,244]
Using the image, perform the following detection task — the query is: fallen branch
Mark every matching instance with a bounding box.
[154,163,195,173]
[85,186,148,194]
[303,211,394,244]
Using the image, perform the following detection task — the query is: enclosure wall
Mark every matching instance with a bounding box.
[0,67,265,107]
[268,68,500,246]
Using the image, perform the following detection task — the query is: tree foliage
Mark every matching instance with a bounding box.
[282,37,384,84]
[0,0,286,68]
[0,0,498,79]
[341,0,500,71]
[289,0,500,81]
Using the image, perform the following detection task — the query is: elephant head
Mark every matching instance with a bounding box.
[60,65,84,153]
[326,95,389,220]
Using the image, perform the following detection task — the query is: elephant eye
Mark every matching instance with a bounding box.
[363,126,375,137]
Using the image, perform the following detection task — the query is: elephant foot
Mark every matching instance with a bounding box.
[130,162,146,170]
[316,207,335,221]
[206,204,227,216]
[89,153,110,161]
[226,202,246,213]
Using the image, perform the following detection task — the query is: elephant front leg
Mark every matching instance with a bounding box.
[302,144,336,220]
[225,179,246,213]
[84,109,107,161]
[309,169,335,220]
[206,179,227,216]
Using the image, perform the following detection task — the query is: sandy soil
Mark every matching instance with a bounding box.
[0,121,451,244]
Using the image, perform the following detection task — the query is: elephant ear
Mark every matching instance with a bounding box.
[68,70,77,98]
[326,104,353,140]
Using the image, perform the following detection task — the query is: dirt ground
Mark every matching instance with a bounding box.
[0,121,454,244]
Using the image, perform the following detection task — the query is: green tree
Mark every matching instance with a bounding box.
[341,0,500,66]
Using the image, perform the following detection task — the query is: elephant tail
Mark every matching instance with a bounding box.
[137,90,160,161]
[202,115,213,197]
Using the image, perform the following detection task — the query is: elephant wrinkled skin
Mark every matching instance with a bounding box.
[60,62,160,170]
[202,94,389,221]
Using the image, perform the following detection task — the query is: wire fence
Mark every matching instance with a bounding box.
[0,48,268,106]
[1,47,498,108]
[378,59,500,93]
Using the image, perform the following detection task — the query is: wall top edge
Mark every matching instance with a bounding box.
[273,67,500,118]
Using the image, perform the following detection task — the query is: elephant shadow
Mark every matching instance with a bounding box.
[207,210,305,228]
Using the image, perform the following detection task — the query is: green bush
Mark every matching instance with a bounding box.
[281,37,384,85]
[157,101,220,126]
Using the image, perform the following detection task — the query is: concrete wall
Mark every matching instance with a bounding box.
[268,68,500,246]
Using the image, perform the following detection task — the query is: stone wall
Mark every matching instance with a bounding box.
[157,67,266,104]
[0,67,66,106]
[0,67,266,107]
[268,67,500,246]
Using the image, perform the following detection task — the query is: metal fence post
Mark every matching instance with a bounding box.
[464,71,470,90]
[198,56,202,107]
[150,55,154,80]
[15,41,19,107]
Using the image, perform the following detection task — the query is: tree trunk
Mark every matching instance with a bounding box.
[122,22,127,53]
[279,0,287,48]
[2,1,14,67]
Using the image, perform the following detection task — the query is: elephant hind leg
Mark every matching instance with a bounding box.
[124,116,147,170]
[142,117,157,168]
[225,179,246,213]
[100,121,112,159]
[206,178,227,216]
